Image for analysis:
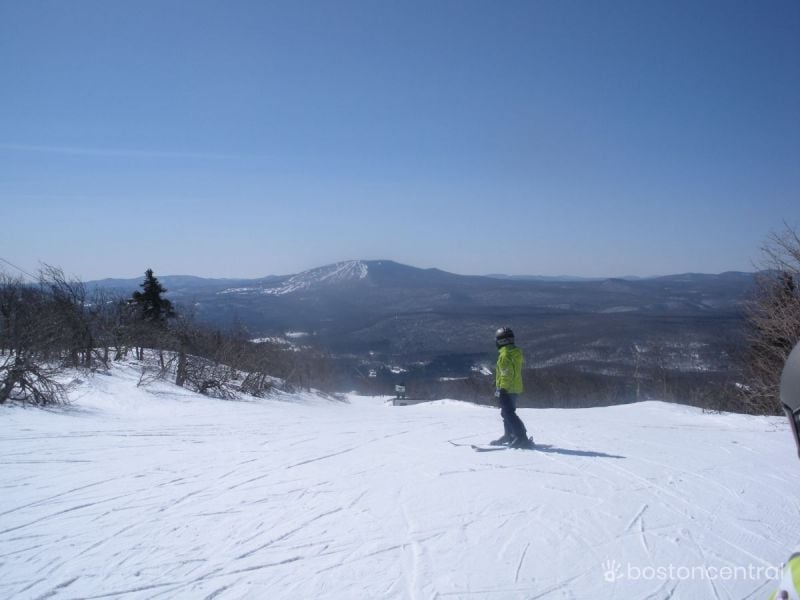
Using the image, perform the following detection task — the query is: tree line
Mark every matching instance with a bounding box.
[0,267,338,406]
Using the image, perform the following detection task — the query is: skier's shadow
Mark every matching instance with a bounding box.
[535,444,625,459]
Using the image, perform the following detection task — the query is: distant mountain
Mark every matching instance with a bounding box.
[485,274,644,282]
[87,260,756,378]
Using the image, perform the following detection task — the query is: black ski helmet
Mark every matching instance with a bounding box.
[781,342,800,459]
[495,326,515,348]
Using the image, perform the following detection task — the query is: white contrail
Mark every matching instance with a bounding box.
[0,142,266,161]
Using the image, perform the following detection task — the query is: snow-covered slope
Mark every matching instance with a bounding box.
[1,365,796,599]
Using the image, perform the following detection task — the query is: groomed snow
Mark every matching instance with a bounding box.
[1,364,797,599]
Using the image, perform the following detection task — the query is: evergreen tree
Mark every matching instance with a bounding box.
[131,269,174,323]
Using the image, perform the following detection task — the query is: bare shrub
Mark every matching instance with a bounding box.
[742,224,800,414]
[240,371,276,397]
[181,355,238,399]
[0,354,66,406]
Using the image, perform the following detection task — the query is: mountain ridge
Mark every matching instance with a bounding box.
[88,259,755,290]
[86,260,754,380]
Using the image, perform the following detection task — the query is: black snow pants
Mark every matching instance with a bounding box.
[498,389,528,440]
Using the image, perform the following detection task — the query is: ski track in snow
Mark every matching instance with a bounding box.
[0,364,797,599]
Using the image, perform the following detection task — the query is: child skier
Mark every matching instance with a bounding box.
[490,327,534,449]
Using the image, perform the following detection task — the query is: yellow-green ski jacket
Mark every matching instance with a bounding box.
[496,345,524,394]
[769,552,800,599]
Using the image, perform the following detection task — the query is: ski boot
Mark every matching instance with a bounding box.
[489,434,512,446]
[509,435,535,449]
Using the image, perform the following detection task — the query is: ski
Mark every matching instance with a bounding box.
[473,442,541,451]
[450,439,540,452]
[471,444,509,452]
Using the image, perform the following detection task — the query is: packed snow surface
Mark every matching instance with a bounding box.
[1,364,797,599]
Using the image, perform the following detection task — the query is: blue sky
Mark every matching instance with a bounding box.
[1,0,798,280]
